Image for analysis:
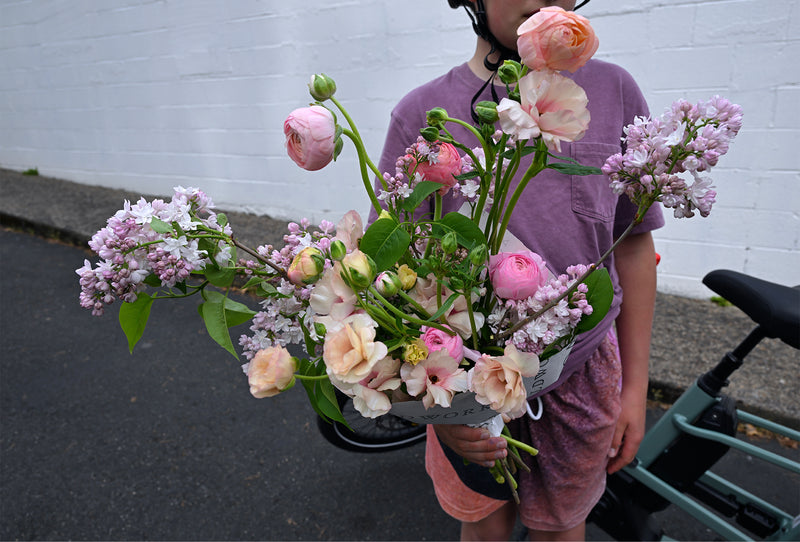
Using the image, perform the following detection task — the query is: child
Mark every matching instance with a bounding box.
[375,1,664,540]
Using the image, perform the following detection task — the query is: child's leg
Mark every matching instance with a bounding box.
[528,522,585,541]
[460,501,517,541]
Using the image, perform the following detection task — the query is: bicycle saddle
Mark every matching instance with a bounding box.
[702,269,800,349]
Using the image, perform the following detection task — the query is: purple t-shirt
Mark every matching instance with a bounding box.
[376,60,664,392]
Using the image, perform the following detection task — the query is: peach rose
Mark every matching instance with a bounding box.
[284,105,336,171]
[287,247,325,285]
[497,70,589,151]
[246,346,297,398]
[468,345,540,419]
[517,6,599,73]
[323,313,388,384]
[411,142,462,195]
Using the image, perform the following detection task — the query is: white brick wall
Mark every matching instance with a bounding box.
[1,0,797,297]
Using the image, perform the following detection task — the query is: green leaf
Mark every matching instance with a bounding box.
[118,292,155,353]
[575,267,613,333]
[149,217,173,234]
[453,170,480,181]
[400,180,442,213]
[360,217,411,273]
[199,298,238,358]
[431,212,487,250]
[204,290,257,327]
[204,262,236,288]
[217,213,228,227]
[143,273,161,288]
[501,146,536,160]
[547,162,603,176]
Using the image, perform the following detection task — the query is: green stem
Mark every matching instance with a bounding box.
[330,96,384,182]
[502,435,539,457]
[294,373,329,381]
[341,129,383,216]
[368,286,454,334]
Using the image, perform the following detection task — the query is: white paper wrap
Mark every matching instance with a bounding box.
[388,343,572,425]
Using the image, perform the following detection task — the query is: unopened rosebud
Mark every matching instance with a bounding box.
[474,101,499,124]
[397,264,418,290]
[374,270,402,297]
[308,73,337,101]
[498,60,523,85]
[469,244,488,266]
[420,126,440,142]
[287,247,325,285]
[441,231,458,255]
[341,250,376,290]
[329,239,347,261]
[426,107,448,127]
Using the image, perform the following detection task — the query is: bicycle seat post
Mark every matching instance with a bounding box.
[697,325,766,397]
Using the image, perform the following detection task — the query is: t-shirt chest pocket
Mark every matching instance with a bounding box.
[569,141,621,222]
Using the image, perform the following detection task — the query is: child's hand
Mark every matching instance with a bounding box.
[433,424,507,468]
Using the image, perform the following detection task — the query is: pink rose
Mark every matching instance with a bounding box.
[246,346,297,398]
[323,313,388,384]
[412,142,461,195]
[284,105,336,171]
[468,345,540,419]
[420,325,464,362]
[517,6,599,73]
[489,250,548,300]
[497,70,590,151]
[287,247,325,285]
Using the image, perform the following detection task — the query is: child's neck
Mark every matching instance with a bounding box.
[467,39,507,85]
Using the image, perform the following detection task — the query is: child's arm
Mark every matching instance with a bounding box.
[606,231,657,474]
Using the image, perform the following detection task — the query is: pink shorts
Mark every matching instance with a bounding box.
[425,332,623,532]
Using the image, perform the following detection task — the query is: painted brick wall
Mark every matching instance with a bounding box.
[1,0,797,297]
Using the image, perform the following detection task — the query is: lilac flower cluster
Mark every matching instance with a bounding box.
[238,218,336,360]
[488,265,594,355]
[603,96,743,219]
[76,187,229,315]
[377,137,441,207]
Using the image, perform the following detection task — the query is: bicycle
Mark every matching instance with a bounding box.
[317,269,800,540]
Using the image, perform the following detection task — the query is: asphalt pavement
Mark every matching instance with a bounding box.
[1,168,798,540]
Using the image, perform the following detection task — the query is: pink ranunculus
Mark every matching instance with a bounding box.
[323,313,388,384]
[420,325,464,362]
[412,142,462,195]
[284,105,336,171]
[246,346,297,398]
[497,70,590,151]
[400,350,468,409]
[468,345,540,419]
[489,250,549,300]
[517,6,599,73]
[334,210,363,252]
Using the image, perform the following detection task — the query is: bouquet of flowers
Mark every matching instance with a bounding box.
[77,7,741,500]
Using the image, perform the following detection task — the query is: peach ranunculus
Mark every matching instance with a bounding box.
[468,345,540,419]
[488,250,549,300]
[409,274,485,338]
[330,356,402,418]
[334,210,364,252]
[400,350,468,409]
[287,246,325,285]
[323,313,388,384]
[496,70,590,151]
[284,105,336,171]
[420,325,464,362]
[517,6,599,73]
[411,142,462,195]
[246,345,297,398]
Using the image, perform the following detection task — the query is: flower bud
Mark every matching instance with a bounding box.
[426,107,449,127]
[441,231,458,255]
[308,73,337,101]
[469,244,488,266]
[374,270,402,297]
[287,247,325,285]
[341,250,377,290]
[498,60,523,85]
[397,264,418,290]
[403,338,429,365]
[420,126,441,142]
[329,239,347,261]
[474,101,499,124]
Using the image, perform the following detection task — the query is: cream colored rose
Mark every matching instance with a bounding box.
[468,345,539,419]
[246,346,297,398]
[323,313,388,384]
